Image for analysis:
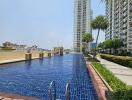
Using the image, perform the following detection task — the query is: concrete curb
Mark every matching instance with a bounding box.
[91,64,113,92]
[0,92,39,100]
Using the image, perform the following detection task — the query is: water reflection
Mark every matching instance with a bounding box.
[72,54,82,82]
[56,55,64,73]
[39,58,43,65]
[71,54,89,99]
[25,60,32,70]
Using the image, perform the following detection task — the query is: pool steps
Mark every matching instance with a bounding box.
[49,81,70,100]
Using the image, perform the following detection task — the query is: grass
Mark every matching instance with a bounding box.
[92,62,132,100]
[92,62,126,91]
[86,54,100,62]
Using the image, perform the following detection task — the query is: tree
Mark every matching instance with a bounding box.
[98,39,113,53]
[91,15,109,57]
[82,32,93,43]
[82,32,93,55]
[112,39,122,49]
[112,39,123,55]
[105,39,113,53]
[98,42,104,49]
[82,43,88,55]
[98,42,105,53]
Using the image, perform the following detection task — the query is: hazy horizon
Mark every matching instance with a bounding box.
[0,0,105,49]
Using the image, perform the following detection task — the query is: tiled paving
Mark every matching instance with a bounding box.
[0,97,31,100]
[0,54,98,100]
[98,57,132,86]
[0,92,38,100]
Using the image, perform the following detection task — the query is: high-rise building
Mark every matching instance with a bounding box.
[106,0,132,52]
[74,0,92,52]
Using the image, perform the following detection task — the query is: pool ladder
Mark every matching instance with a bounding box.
[49,81,56,100]
[49,81,70,100]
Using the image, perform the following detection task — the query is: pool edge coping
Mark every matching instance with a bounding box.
[0,57,43,65]
[0,92,40,100]
[87,63,113,100]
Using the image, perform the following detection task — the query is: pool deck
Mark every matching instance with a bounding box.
[0,51,51,65]
[0,57,38,65]
[97,57,132,86]
[0,92,39,100]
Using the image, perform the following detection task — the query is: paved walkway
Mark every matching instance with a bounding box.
[97,57,132,86]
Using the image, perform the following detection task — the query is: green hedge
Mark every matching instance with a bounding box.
[92,62,132,100]
[100,54,132,68]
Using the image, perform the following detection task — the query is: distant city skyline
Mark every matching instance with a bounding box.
[0,0,105,49]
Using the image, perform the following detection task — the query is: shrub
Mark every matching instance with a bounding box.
[100,54,132,68]
[87,55,100,62]
[92,62,132,100]
[92,62,126,91]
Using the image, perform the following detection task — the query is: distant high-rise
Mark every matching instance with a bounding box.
[74,0,92,52]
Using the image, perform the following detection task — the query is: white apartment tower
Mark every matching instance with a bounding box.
[74,0,92,52]
[106,0,132,52]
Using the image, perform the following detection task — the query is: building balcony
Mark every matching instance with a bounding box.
[129,31,132,36]
[130,18,132,22]
[128,38,132,41]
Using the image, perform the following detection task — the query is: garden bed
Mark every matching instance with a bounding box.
[92,62,132,100]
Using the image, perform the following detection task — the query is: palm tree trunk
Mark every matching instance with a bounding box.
[96,29,100,46]
[93,29,100,58]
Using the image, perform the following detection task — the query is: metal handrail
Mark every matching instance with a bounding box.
[65,83,70,100]
[49,81,56,100]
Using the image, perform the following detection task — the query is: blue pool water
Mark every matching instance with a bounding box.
[0,54,98,100]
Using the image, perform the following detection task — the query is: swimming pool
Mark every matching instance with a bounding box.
[0,54,98,100]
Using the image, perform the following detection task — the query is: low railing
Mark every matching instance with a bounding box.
[49,81,56,100]
[65,82,70,100]
[49,81,70,100]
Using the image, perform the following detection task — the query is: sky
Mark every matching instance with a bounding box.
[0,0,105,49]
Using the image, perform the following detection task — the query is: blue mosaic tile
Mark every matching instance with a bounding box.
[0,54,98,100]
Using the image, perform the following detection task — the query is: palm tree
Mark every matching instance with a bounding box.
[91,15,108,57]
